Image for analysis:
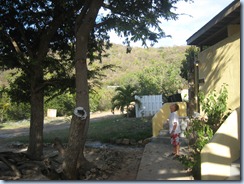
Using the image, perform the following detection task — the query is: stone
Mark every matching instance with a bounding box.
[115,139,122,144]
[122,138,130,145]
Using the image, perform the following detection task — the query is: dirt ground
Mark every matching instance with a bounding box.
[0,111,145,180]
[0,142,144,180]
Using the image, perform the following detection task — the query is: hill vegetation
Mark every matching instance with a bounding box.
[0,44,189,120]
[97,44,188,86]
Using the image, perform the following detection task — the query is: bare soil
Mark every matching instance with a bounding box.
[0,111,144,180]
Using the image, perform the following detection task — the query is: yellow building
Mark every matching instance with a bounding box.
[187,0,240,180]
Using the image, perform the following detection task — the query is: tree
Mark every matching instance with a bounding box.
[64,0,193,178]
[180,46,199,116]
[180,46,199,81]
[0,0,114,161]
[136,62,186,98]
[0,0,79,160]
[111,84,141,116]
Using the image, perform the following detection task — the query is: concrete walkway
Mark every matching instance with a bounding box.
[136,136,194,180]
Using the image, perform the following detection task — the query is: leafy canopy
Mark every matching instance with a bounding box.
[0,0,193,104]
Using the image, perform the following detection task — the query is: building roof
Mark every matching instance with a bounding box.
[186,0,240,46]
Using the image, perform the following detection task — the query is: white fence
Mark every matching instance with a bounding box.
[135,95,163,118]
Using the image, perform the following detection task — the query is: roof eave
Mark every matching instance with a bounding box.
[186,0,240,46]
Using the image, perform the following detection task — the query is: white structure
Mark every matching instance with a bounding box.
[47,109,57,118]
[135,95,163,118]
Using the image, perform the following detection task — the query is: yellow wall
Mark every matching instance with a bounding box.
[198,30,240,180]
[152,102,187,137]
[198,32,240,111]
[201,107,240,180]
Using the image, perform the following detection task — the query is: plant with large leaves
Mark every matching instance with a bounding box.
[111,84,141,117]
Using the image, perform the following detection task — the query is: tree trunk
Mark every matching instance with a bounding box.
[62,0,103,179]
[188,56,196,117]
[188,79,195,117]
[22,4,71,161]
[63,116,88,179]
[27,66,44,160]
[62,58,90,179]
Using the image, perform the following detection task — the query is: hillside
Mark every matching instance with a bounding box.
[0,44,189,89]
[98,44,189,86]
[0,44,189,116]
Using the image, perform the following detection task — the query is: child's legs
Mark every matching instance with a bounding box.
[173,145,177,154]
[176,144,180,155]
[171,134,180,155]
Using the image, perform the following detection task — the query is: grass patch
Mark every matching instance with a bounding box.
[87,115,152,143]
[5,129,69,144]
[0,120,30,129]
[2,115,152,144]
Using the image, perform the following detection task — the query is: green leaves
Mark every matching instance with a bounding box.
[199,83,229,132]
[111,84,141,116]
[179,84,230,179]
[101,0,191,47]
[180,46,200,80]
[180,116,213,179]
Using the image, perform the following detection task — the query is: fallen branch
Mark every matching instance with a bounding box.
[0,155,22,179]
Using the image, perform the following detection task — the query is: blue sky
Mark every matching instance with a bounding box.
[109,0,236,47]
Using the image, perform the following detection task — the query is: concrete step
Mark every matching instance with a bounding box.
[226,158,240,180]
[154,132,189,147]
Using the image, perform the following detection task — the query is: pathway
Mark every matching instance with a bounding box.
[136,134,194,180]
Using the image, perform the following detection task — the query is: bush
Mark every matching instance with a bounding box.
[0,88,11,122]
[89,92,101,112]
[179,116,213,179]
[6,102,31,121]
[45,93,75,116]
[199,83,230,133]
[179,84,230,180]
[98,88,116,111]
[90,88,116,112]
[0,86,30,122]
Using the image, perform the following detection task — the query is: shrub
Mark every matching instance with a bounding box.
[45,93,75,116]
[89,91,102,112]
[90,88,115,112]
[0,86,31,122]
[6,102,31,121]
[179,84,230,180]
[0,87,10,122]
[199,83,230,133]
[179,116,213,179]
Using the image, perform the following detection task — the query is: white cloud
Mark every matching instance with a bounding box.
[108,0,235,47]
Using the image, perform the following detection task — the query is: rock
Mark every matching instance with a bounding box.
[142,138,151,145]
[138,140,143,144]
[130,139,137,145]
[115,139,122,144]
[122,139,130,145]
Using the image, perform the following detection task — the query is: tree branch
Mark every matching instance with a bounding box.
[0,156,22,178]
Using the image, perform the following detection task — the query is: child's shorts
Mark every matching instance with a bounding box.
[171,133,180,146]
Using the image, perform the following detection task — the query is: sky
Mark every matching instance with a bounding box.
[108,0,237,48]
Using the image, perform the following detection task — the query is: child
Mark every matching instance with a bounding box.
[168,103,181,157]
